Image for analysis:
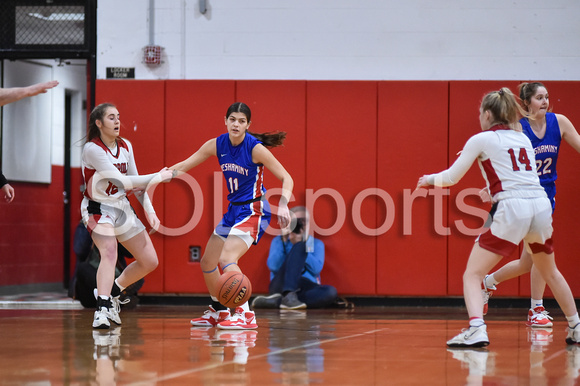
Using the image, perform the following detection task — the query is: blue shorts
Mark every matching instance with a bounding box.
[214,199,271,248]
[542,182,556,212]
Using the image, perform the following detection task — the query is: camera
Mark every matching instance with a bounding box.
[292,218,305,234]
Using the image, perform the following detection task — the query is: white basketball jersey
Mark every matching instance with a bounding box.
[82,137,134,204]
[429,125,547,202]
[473,126,546,201]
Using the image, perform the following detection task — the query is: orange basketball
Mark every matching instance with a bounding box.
[216,271,252,309]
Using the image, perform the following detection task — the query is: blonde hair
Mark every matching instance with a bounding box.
[481,87,528,130]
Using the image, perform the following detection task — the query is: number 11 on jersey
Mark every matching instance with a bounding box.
[228,177,239,193]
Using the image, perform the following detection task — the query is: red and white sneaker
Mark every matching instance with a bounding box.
[526,306,554,328]
[217,307,258,330]
[482,275,497,316]
[190,306,231,327]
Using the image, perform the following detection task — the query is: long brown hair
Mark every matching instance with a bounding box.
[86,103,117,143]
[226,102,287,147]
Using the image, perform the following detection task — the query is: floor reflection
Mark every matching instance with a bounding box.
[1,306,579,384]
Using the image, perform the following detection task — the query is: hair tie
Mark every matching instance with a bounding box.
[498,89,504,96]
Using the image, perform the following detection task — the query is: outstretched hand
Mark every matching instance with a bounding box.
[415,175,430,191]
[28,80,59,97]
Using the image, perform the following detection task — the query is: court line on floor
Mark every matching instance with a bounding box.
[530,348,567,368]
[129,327,391,385]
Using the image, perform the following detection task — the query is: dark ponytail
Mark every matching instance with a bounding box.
[248,130,287,147]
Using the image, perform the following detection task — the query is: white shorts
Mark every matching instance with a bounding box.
[477,197,553,256]
[81,197,146,242]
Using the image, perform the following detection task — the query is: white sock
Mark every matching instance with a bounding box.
[531,299,543,309]
[486,274,499,287]
[211,296,219,302]
[115,278,126,292]
[566,314,580,328]
[469,317,485,328]
[98,295,109,300]
[240,302,250,312]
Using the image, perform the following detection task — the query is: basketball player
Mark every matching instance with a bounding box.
[82,103,173,329]
[170,102,293,330]
[416,88,580,347]
[0,80,59,203]
[482,82,580,327]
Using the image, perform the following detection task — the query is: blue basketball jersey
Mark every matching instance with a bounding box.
[216,133,266,203]
[521,112,561,187]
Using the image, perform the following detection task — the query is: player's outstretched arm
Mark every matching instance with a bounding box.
[170,138,216,175]
[558,114,580,153]
[0,80,59,106]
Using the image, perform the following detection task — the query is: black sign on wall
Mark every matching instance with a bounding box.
[106,67,135,79]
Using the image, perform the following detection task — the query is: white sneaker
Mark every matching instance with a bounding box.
[109,295,129,325]
[93,309,111,329]
[566,323,580,345]
[527,306,553,328]
[217,307,258,330]
[190,305,231,327]
[447,325,489,348]
[93,289,123,326]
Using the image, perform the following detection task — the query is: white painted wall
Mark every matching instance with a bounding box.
[2,59,86,173]
[46,60,87,169]
[96,0,580,80]
[3,0,579,175]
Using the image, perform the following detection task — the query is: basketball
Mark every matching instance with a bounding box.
[217,271,252,309]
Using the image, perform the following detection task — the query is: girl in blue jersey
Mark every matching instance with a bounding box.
[482,82,580,327]
[170,102,293,330]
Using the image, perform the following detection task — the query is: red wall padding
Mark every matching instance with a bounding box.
[0,166,65,285]
[305,81,379,295]
[5,79,580,299]
[377,81,449,296]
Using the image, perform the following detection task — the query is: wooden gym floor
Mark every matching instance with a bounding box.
[0,296,579,385]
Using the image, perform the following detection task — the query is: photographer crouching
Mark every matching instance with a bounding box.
[251,206,338,309]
